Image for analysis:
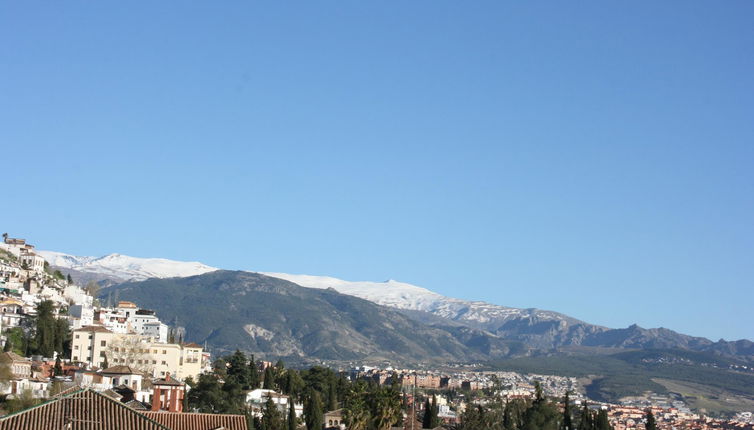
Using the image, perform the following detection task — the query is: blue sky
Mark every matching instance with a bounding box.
[2,2,753,341]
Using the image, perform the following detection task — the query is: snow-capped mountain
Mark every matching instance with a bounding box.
[38,250,218,282]
[40,250,582,333]
[261,272,575,326]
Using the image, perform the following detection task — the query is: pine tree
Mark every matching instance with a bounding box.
[263,397,285,430]
[645,410,657,430]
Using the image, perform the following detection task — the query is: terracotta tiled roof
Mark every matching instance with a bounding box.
[74,325,112,333]
[141,411,249,430]
[102,365,140,375]
[181,343,202,349]
[0,388,169,430]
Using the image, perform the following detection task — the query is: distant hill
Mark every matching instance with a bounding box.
[46,249,752,361]
[101,270,524,363]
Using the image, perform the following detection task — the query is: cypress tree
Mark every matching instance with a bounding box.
[264,366,276,390]
[430,395,440,428]
[327,381,338,411]
[645,410,656,430]
[54,356,63,376]
[596,410,611,430]
[304,390,323,430]
[249,355,261,389]
[562,392,573,430]
[422,398,433,428]
[288,400,297,430]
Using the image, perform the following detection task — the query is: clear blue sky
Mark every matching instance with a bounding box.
[2,2,752,341]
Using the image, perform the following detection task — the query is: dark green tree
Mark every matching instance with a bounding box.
[288,400,297,430]
[522,382,560,430]
[263,397,285,430]
[422,398,433,428]
[645,410,656,430]
[595,410,611,430]
[248,355,261,389]
[577,402,594,430]
[562,392,573,430]
[304,389,323,430]
[227,350,250,388]
[54,356,63,376]
[264,366,277,390]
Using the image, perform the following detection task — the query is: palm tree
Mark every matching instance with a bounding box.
[370,387,401,430]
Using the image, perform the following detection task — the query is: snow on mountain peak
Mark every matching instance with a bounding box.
[38,250,218,281]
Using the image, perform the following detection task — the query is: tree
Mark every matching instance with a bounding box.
[188,373,234,414]
[562,392,573,430]
[304,389,323,430]
[288,398,298,430]
[369,386,401,430]
[5,389,40,413]
[522,382,560,430]
[343,382,370,430]
[327,380,338,411]
[264,366,276,390]
[33,300,57,357]
[595,410,611,430]
[227,350,250,389]
[105,335,154,373]
[248,355,260,389]
[422,398,433,428]
[577,402,594,430]
[645,410,656,430]
[263,396,285,430]
[54,356,63,376]
[67,274,73,285]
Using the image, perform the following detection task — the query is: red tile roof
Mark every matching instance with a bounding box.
[0,388,168,430]
[142,412,249,430]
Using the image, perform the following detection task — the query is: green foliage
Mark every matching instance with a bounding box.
[344,381,371,430]
[31,301,70,358]
[4,389,40,414]
[262,397,285,430]
[645,410,656,430]
[369,386,402,430]
[187,373,243,414]
[304,389,323,430]
[288,398,297,430]
[264,366,276,390]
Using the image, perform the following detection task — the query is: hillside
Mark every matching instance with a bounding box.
[490,348,754,415]
[48,249,753,361]
[101,270,523,364]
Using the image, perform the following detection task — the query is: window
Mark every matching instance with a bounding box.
[74,345,79,350]
[100,340,106,346]
[161,361,166,365]
[75,334,79,339]
[162,350,167,354]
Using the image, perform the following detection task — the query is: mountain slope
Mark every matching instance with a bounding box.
[102,270,523,363]
[45,250,752,359]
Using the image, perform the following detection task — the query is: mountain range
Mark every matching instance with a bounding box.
[40,250,754,411]
[40,250,753,362]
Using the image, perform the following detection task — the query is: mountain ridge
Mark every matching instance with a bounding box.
[43,250,753,358]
